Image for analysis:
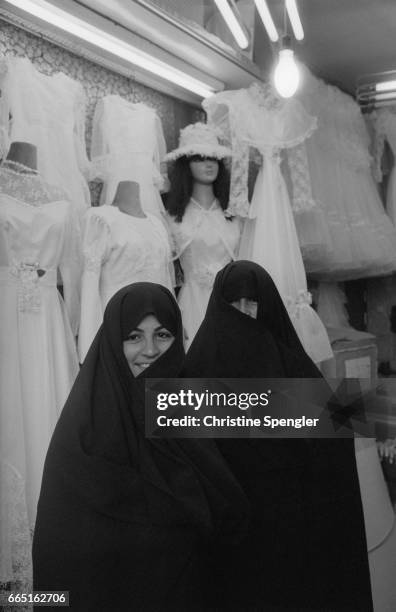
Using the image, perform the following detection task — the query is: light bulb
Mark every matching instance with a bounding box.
[273,48,300,98]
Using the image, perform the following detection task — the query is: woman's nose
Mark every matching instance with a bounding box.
[143,337,160,356]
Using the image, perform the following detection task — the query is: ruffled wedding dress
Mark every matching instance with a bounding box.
[203,83,333,364]
[0,165,80,594]
[78,205,174,361]
[295,67,396,280]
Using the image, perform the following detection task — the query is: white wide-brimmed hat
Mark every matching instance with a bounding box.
[164,122,232,162]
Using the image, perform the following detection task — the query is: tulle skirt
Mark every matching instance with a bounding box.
[299,146,396,280]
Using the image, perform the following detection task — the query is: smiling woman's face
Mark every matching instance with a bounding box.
[123,314,175,376]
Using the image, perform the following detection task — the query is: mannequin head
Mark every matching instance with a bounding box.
[188,155,219,185]
[165,155,230,222]
[6,141,37,171]
[112,180,146,218]
[113,180,140,203]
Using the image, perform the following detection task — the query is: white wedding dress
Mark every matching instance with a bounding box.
[78,205,174,361]
[203,83,333,364]
[0,55,91,219]
[0,166,80,592]
[295,67,396,280]
[166,199,240,348]
[90,96,167,217]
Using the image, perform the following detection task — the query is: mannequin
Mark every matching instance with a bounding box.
[3,140,38,172]
[90,96,166,217]
[112,180,146,218]
[0,142,80,594]
[165,123,241,348]
[78,179,174,361]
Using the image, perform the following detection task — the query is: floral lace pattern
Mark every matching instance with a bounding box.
[287,143,320,213]
[9,261,43,312]
[285,290,313,320]
[248,81,282,112]
[0,168,68,206]
[203,82,317,218]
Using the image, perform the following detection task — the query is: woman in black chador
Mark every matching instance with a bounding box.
[182,261,373,611]
[33,282,247,611]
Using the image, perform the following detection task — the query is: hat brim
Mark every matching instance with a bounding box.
[164,143,232,162]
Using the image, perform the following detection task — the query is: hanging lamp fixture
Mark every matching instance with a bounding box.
[273,35,300,98]
[273,1,303,98]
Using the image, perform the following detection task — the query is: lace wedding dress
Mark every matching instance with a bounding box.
[90,96,167,217]
[166,199,240,348]
[0,55,91,219]
[203,83,333,364]
[0,165,80,597]
[78,205,174,361]
[295,67,396,280]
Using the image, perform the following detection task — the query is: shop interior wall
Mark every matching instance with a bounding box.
[3,19,396,369]
[0,19,199,205]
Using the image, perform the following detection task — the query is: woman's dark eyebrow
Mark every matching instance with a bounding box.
[130,325,168,334]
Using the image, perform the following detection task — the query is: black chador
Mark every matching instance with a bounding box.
[182,261,373,611]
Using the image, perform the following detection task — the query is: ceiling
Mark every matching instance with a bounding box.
[265,0,396,95]
[2,0,395,103]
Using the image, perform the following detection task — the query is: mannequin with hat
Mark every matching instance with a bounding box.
[165,123,240,348]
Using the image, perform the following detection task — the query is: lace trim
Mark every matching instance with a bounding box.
[245,118,318,151]
[248,82,282,112]
[287,144,319,213]
[285,291,313,320]
[1,160,38,175]
[0,169,68,205]
[9,261,50,312]
[206,84,317,218]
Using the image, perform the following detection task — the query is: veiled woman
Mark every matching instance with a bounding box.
[33,282,247,611]
[182,261,373,611]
